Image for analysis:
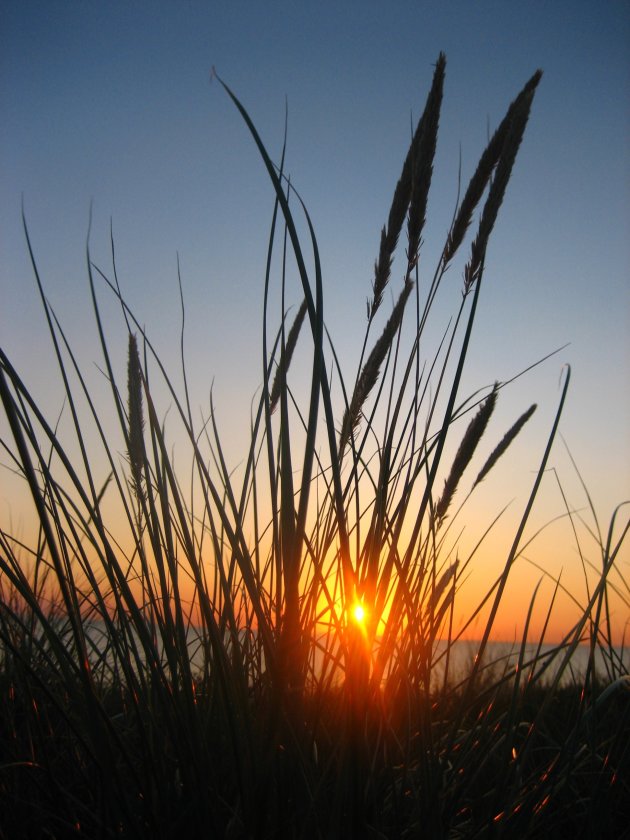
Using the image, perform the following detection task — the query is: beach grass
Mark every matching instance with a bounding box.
[1,55,628,838]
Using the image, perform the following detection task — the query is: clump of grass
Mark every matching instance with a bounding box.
[1,56,628,838]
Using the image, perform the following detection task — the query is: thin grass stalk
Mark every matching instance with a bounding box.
[278,328,300,693]
[273,191,304,694]
[270,299,308,414]
[261,150,288,640]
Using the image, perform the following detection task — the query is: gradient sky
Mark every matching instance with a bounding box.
[1,1,628,641]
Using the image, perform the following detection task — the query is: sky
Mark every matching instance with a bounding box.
[1,1,628,643]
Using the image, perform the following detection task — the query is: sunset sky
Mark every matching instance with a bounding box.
[1,2,628,642]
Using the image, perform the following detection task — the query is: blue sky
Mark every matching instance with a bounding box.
[1,2,628,635]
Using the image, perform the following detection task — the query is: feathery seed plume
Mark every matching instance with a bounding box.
[444,70,542,265]
[427,560,459,616]
[270,299,308,413]
[472,403,537,489]
[406,53,446,271]
[435,384,498,522]
[340,278,414,455]
[127,333,146,503]
[463,75,541,293]
[368,53,446,320]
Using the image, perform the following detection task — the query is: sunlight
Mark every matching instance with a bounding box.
[351,602,366,625]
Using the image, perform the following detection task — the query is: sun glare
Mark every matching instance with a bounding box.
[351,602,366,625]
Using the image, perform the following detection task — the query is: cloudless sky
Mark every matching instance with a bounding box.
[1,1,628,641]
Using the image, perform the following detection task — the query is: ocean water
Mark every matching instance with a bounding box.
[427,638,629,689]
[63,618,629,691]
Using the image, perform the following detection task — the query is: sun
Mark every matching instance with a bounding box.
[351,602,366,625]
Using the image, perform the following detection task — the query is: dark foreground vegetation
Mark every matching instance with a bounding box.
[1,55,628,837]
[1,626,628,838]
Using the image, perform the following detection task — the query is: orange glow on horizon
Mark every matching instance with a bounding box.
[7,483,629,650]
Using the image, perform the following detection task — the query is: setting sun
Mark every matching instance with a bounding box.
[351,602,366,625]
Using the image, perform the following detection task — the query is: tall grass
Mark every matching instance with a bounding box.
[1,55,628,838]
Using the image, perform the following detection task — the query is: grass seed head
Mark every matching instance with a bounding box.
[340,277,414,455]
[127,332,146,502]
[473,402,538,488]
[435,384,498,523]
[445,69,542,267]
[270,298,308,413]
